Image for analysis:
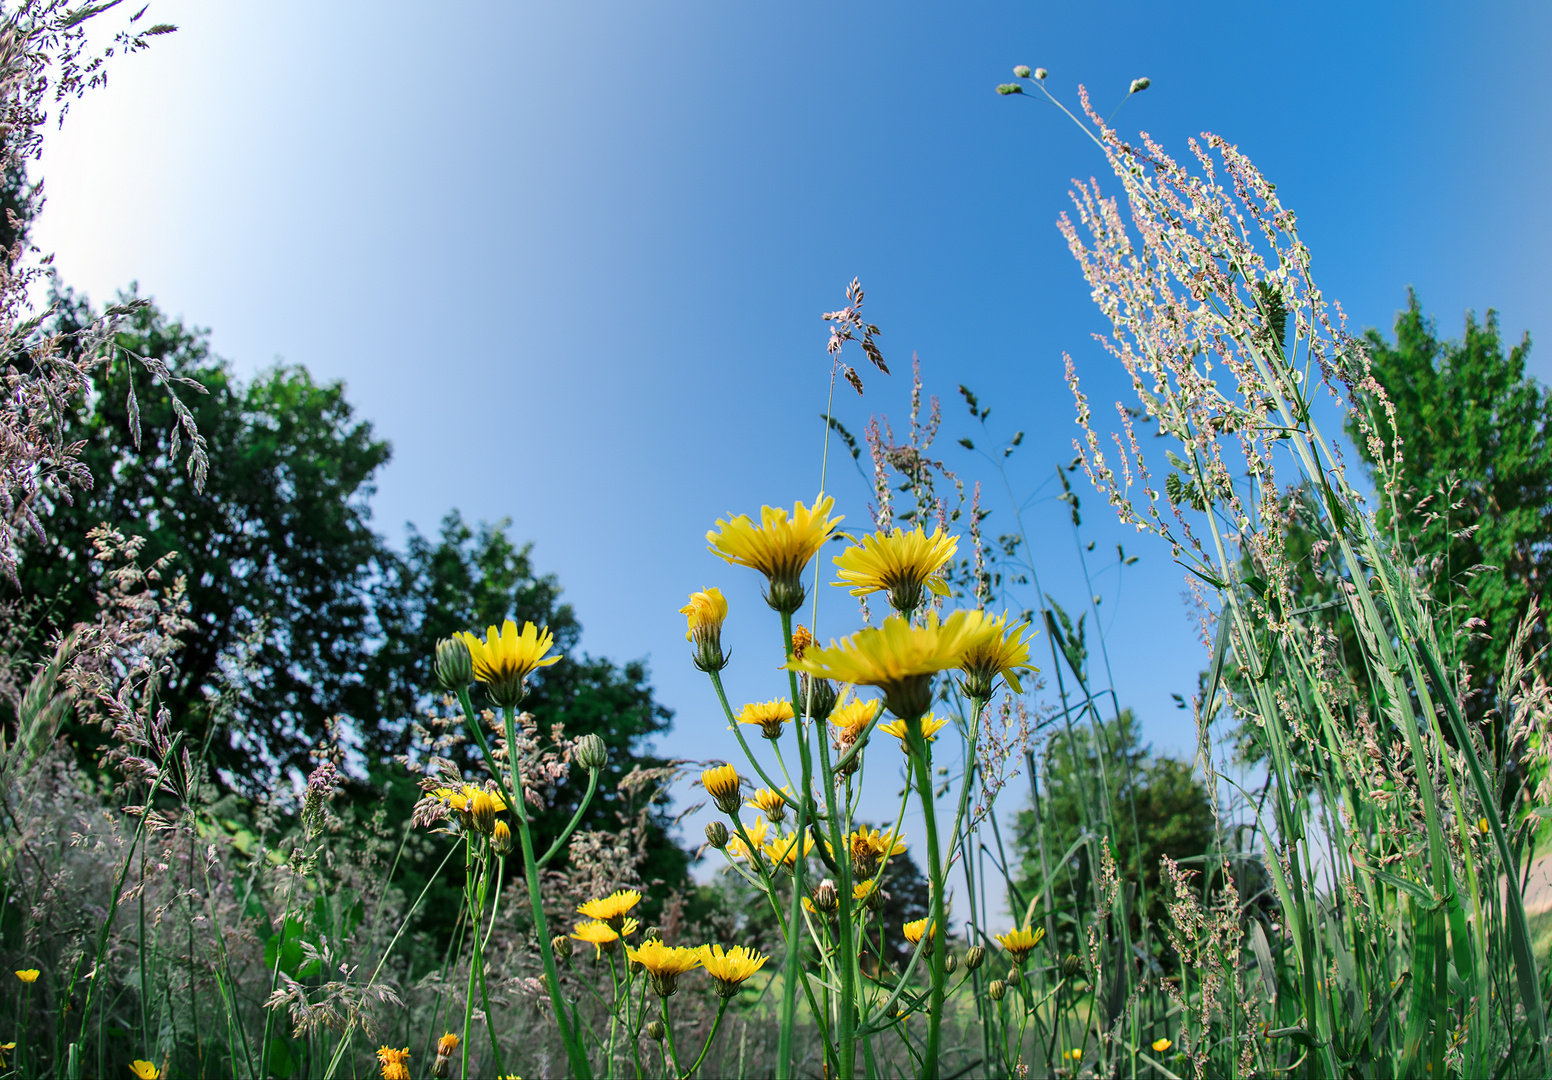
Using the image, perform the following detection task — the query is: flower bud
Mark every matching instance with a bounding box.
[965,946,986,972]
[944,951,958,974]
[1129,76,1151,93]
[575,733,608,772]
[552,934,573,962]
[705,820,730,849]
[646,1020,666,1041]
[813,879,839,914]
[1062,953,1083,978]
[1006,964,1022,986]
[797,673,837,721]
[492,820,513,855]
[645,926,662,942]
[988,979,1006,1001]
[1034,68,1048,80]
[435,636,473,690]
[996,83,1024,96]
[1013,65,1031,78]
[470,790,497,835]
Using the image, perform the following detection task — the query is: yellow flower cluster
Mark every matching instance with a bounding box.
[376,1046,411,1080]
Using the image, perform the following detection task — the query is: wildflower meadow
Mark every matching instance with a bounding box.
[4,2,1552,1078]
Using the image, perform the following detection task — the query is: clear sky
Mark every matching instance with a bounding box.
[34,1,1552,870]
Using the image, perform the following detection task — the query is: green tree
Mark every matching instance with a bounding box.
[1013,710,1216,943]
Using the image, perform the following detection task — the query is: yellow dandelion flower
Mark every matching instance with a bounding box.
[702,763,742,813]
[764,830,815,871]
[994,923,1046,963]
[455,619,560,708]
[15,969,39,984]
[848,826,907,878]
[853,878,883,909]
[437,1032,460,1057]
[1152,1037,1172,1053]
[375,1047,410,1080]
[832,525,958,613]
[699,944,769,998]
[578,889,643,929]
[707,496,844,613]
[877,712,949,748]
[680,587,729,671]
[626,939,703,997]
[791,624,815,659]
[736,698,795,740]
[128,1062,160,1080]
[959,611,1038,698]
[787,610,995,720]
[570,920,623,955]
[903,918,935,945]
[829,697,882,744]
[492,819,512,854]
[728,816,770,860]
[745,786,791,823]
[1064,1048,1083,1062]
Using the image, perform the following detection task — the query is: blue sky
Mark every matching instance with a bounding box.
[35,1,1552,859]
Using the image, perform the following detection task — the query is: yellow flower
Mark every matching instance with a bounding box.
[375,1047,411,1080]
[959,611,1038,697]
[707,496,844,613]
[680,587,729,671]
[787,610,995,720]
[877,713,949,748]
[702,764,742,813]
[848,827,906,878]
[492,819,512,855]
[0,1043,13,1069]
[764,830,815,871]
[853,878,883,910]
[829,696,881,745]
[570,919,624,955]
[437,1032,460,1057]
[1151,1037,1173,1053]
[456,620,561,707]
[578,889,643,929]
[736,698,794,740]
[728,816,769,860]
[15,968,39,984]
[128,1063,160,1080]
[1478,816,1490,834]
[626,939,704,997]
[1064,1048,1083,1061]
[903,918,935,945]
[833,525,958,613]
[700,944,769,998]
[745,786,791,823]
[994,923,1046,963]
[791,624,815,659]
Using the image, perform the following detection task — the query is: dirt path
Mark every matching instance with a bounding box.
[1519,854,1552,917]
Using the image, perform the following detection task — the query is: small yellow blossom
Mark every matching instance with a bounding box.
[578,889,643,929]
[728,816,770,860]
[1478,816,1490,834]
[877,713,949,748]
[995,923,1046,963]
[680,588,729,671]
[14,969,39,984]
[764,830,815,871]
[1152,1037,1173,1053]
[848,827,907,878]
[375,1047,411,1080]
[702,763,742,813]
[0,1043,13,1069]
[1064,1048,1083,1062]
[128,1063,160,1080]
[959,611,1038,697]
[570,920,624,955]
[787,610,995,720]
[707,496,844,613]
[829,696,882,745]
[700,944,769,998]
[736,698,795,740]
[456,620,560,707]
[626,939,704,997]
[903,918,935,945]
[791,624,815,659]
[746,786,791,823]
[437,1032,460,1057]
[832,524,958,612]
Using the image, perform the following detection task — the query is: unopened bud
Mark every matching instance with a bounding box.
[965,946,986,972]
[645,926,662,942]
[432,1055,451,1079]
[944,951,957,974]
[705,821,729,849]
[646,1020,666,1041]
[470,790,497,835]
[552,934,573,961]
[492,820,513,855]
[996,83,1024,96]
[1129,76,1151,94]
[988,979,1006,1001]
[797,673,837,721]
[1006,965,1022,986]
[575,733,608,772]
[435,636,474,690]
[1013,65,1031,78]
[1062,953,1083,978]
[1034,67,1048,80]
[814,879,839,914]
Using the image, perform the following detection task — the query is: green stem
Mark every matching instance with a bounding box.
[683,998,729,1079]
[908,721,947,1080]
[777,610,813,1078]
[475,851,508,1078]
[540,767,601,867]
[503,704,593,1079]
[661,996,685,1078]
[461,837,477,1080]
